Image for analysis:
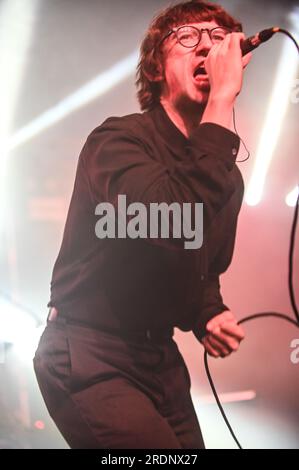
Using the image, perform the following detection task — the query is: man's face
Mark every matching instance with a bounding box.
[160,20,222,108]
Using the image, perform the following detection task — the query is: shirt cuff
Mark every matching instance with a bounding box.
[189,122,240,169]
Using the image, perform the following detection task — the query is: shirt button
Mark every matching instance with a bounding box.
[232,147,238,156]
[200,274,205,281]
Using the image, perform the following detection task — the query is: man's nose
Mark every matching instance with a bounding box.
[195,31,213,54]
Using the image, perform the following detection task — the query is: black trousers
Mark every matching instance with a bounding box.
[33,318,205,449]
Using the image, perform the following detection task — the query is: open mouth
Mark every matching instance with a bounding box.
[193,64,208,80]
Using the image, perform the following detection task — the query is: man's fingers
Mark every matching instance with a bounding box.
[229,33,252,69]
[209,326,241,351]
[242,52,252,68]
[206,310,234,331]
[202,337,219,358]
[205,312,245,353]
[202,335,235,358]
[220,322,245,341]
[206,334,231,356]
[228,31,245,52]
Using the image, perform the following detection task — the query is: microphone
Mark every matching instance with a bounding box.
[240,27,280,56]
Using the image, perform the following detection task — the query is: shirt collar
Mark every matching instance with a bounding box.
[150,103,188,151]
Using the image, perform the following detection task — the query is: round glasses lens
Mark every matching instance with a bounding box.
[211,27,230,43]
[177,26,200,47]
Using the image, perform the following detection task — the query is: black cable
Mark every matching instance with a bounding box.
[234,27,299,164]
[238,312,299,328]
[203,28,299,450]
[233,107,251,163]
[288,186,299,322]
[204,188,299,450]
[277,28,299,54]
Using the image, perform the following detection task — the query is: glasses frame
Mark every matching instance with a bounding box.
[159,25,233,49]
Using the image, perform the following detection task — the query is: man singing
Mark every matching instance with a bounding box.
[34,0,251,449]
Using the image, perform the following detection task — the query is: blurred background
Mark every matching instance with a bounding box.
[0,0,298,449]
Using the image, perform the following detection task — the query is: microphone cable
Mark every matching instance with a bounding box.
[203,27,299,449]
[204,189,298,449]
[277,28,299,54]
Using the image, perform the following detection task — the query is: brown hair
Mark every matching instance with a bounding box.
[136,0,242,111]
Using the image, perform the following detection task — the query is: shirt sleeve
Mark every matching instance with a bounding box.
[82,118,240,243]
[192,175,244,341]
[192,274,229,341]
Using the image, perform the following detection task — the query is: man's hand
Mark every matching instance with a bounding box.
[201,310,245,358]
[201,33,252,129]
[205,32,252,102]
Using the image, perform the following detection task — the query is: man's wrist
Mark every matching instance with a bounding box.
[201,94,236,130]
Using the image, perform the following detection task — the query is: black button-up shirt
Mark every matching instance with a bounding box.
[48,104,243,339]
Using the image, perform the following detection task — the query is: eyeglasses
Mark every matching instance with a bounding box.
[160,25,232,49]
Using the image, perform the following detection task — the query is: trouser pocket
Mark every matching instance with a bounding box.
[33,322,72,417]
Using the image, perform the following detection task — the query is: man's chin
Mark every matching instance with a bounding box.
[193,90,209,106]
[173,90,210,112]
